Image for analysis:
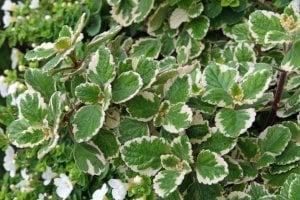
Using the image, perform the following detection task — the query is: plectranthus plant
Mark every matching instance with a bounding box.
[1,0,300,199]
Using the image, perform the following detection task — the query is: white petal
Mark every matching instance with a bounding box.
[1,0,16,11]
[37,193,45,200]
[291,0,300,13]
[21,169,29,180]
[10,48,19,69]
[91,184,108,200]
[3,145,16,177]
[42,167,56,185]
[0,76,8,97]
[108,179,128,200]
[54,174,73,199]
[29,0,39,9]
[3,11,11,28]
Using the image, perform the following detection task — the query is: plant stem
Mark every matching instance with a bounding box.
[49,66,75,75]
[265,70,287,127]
[69,52,79,68]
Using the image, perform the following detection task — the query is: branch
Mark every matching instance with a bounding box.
[265,70,287,127]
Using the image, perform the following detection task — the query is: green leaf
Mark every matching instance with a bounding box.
[160,154,191,172]
[215,108,256,138]
[186,122,211,144]
[93,129,120,159]
[155,102,193,133]
[54,37,71,52]
[202,63,237,107]
[111,0,137,26]
[237,137,259,160]
[234,43,256,62]
[120,136,170,176]
[171,135,193,163]
[282,121,300,141]
[221,0,239,7]
[118,118,149,143]
[75,83,101,104]
[227,192,251,200]
[19,91,48,124]
[86,15,101,36]
[25,42,55,61]
[125,91,160,121]
[87,25,122,49]
[147,2,169,33]
[185,182,223,200]
[134,0,154,23]
[200,128,237,155]
[224,22,251,41]
[186,16,210,40]
[42,48,74,71]
[112,71,143,104]
[166,75,192,104]
[246,182,270,200]
[72,105,105,143]
[161,154,181,170]
[256,152,276,169]
[223,157,243,185]
[153,170,186,198]
[270,163,298,175]
[241,69,272,104]
[131,38,162,59]
[73,142,107,175]
[47,91,65,127]
[278,173,300,199]
[195,150,229,184]
[187,96,216,114]
[204,0,222,19]
[281,40,300,72]
[289,177,300,200]
[276,142,300,165]
[265,30,291,44]
[87,46,116,86]
[24,68,55,102]
[258,124,292,156]
[249,10,285,44]
[135,57,159,88]
[7,119,46,148]
[73,13,86,43]
[169,8,190,29]
[238,160,258,182]
[204,87,234,108]
[37,130,59,159]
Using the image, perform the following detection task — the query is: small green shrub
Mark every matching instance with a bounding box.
[1,0,300,199]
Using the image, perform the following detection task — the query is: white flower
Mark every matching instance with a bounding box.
[45,15,51,20]
[91,184,108,200]
[3,11,11,28]
[42,166,57,185]
[10,48,19,69]
[7,82,21,95]
[29,0,39,9]
[21,169,30,180]
[0,76,8,97]
[54,174,73,199]
[1,0,16,11]
[291,0,300,13]
[108,179,128,200]
[3,145,16,177]
[37,193,47,200]
[16,169,33,192]
[133,176,143,184]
